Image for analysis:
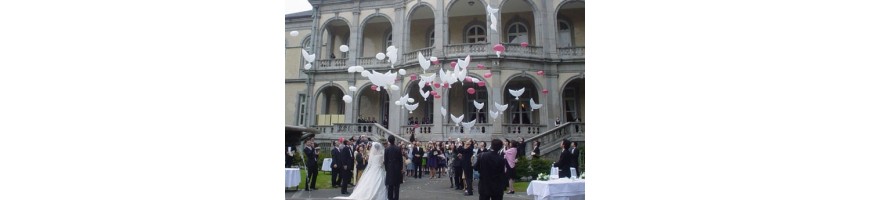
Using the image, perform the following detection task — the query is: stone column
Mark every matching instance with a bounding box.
[487,0,501,47]
[306,6,321,127]
[349,9,361,65]
[541,0,558,59]
[543,71,558,131]
[393,7,405,64]
[490,63,503,135]
[436,0,446,57]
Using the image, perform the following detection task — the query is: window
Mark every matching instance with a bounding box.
[297,94,308,126]
[384,32,393,49]
[465,25,486,43]
[557,19,573,47]
[465,86,488,124]
[506,22,528,44]
[427,29,435,47]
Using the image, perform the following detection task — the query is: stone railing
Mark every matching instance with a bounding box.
[445,43,488,57]
[444,123,491,134]
[316,58,348,69]
[524,122,583,160]
[313,123,409,143]
[403,47,434,64]
[503,44,543,57]
[401,124,433,135]
[357,57,391,68]
[558,47,585,59]
[503,124,546,135]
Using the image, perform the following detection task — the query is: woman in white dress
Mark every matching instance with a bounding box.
[334,142,387,200]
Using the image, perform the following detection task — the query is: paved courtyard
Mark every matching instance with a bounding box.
[286,176,533,200]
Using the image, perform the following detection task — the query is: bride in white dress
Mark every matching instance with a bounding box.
[334,142,387,200]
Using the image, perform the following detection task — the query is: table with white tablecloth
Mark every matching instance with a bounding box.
[285,168,301,189]
[526,178,585,200]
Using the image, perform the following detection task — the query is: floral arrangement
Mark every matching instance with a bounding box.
[537,173,549,181]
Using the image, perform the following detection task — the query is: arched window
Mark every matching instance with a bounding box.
[384,32,393,49]
[506,22,528,44]
[557,19,573,47]
[465,25,486,43]
[427,29,435,47]
[299,36,312,72]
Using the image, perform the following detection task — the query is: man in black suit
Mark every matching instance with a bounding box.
[531,141,541,159]
[338,140,354,194]
[331,141,341,188]
[384,136,404,200]
[571,142,581,176]
[457,140,475,196]
[474,139,507,200]
[452,143,464,191]
[302,139,319,191]
[554,139,573,178]
[412,142,423,179]
[516,137,526,159]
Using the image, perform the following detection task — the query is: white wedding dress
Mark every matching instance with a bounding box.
[334,142,387,200]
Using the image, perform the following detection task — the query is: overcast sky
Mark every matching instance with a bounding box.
[286,0,313,14]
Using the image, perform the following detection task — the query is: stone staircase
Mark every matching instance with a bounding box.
[524,122,584,161]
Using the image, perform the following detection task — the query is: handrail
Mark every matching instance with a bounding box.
[370,123,411,143]
[524,122,583,159]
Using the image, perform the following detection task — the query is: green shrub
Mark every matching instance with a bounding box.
[516,157,553,180]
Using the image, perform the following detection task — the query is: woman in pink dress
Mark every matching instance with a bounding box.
[503,140,518,194]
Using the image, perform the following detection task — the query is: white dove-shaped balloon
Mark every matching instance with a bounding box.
[440,106,447,118]
[461,119,477,131]
[418,52,431,72]
[420,89,430,101]
[508,87,525,100]
[486,4,500,32]
[489,109,500,120]
[473,100,485,111]
[405,102,419,113]
[450,114,464,126]
[530,98,542,110]
[494,102,509,113]
[457,55,471,69]
[386,46,398,68]
[301,49,316,63]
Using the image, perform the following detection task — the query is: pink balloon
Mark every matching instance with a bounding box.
[520,42,529,48]
[477,81,485,87]
[431,91,438,96]
[434,83,441,88]
[443,83,449,88]
[432,60,440,65]
[477,63,485,69]
[410,74,418,81]
[464,77,473,83]
[542,89,549,94]
[536,70,545,76]
[450,61,457,68]
[484,72,493,78]
[434,95,441,99]
[370,85,378,91]
[493,44,505,52]
[466,88,476,95]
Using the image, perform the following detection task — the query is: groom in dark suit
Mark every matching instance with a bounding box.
[474,139,507,200]
[338,140,354,194]
[384,135,403,200]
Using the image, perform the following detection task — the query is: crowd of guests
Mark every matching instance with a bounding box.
[292,135,582,199]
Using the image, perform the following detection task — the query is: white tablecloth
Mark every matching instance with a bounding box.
[285,168,301,188]
[527,178,585,200]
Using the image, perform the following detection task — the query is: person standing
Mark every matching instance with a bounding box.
[412,142,424,179]
[503,140,518,194]
[452,143,464,191]
[355,145,367,184]
[338,140,354,195]
[458,140,475,196]
[331,141,342,188]
[303,139,319,191]
[516,137,526,158]
[554,139,572,178]
[531,141,541,159]
[474,139,508,200]
[570,142,580,176]
[427,144,439,179]
[384,136,404,200]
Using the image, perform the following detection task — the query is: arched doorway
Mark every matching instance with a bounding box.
[447,75,489,134]
[503,75,541,134]
[357,83,391,128]
[315,85,346,125]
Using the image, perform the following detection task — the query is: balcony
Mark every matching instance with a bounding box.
[316,58,348,70]
[446,43,489,58]
[558,47,585,59]
[503,44,543,58]
[503,124,546,135]
[357,57,391,69]
[403,47,434,65]
[401,124,433,135]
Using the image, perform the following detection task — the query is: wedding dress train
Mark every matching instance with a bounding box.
[334,142,387,200]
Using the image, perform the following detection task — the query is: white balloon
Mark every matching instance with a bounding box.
[407,98,415,103]
[430,57,438,62]
[347,67,355,73]
[390,85,400,91]
[387,46,397,52]
[361,70,371,77]
[376,53,386,60]
[339,45,349,52]
[304,63,311,70]
[354,66,365,72]
[398,69,407,75]
[395,100,402,106]
[342,95,352,103]
[349,86,358,92]
[290,31,299,36]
